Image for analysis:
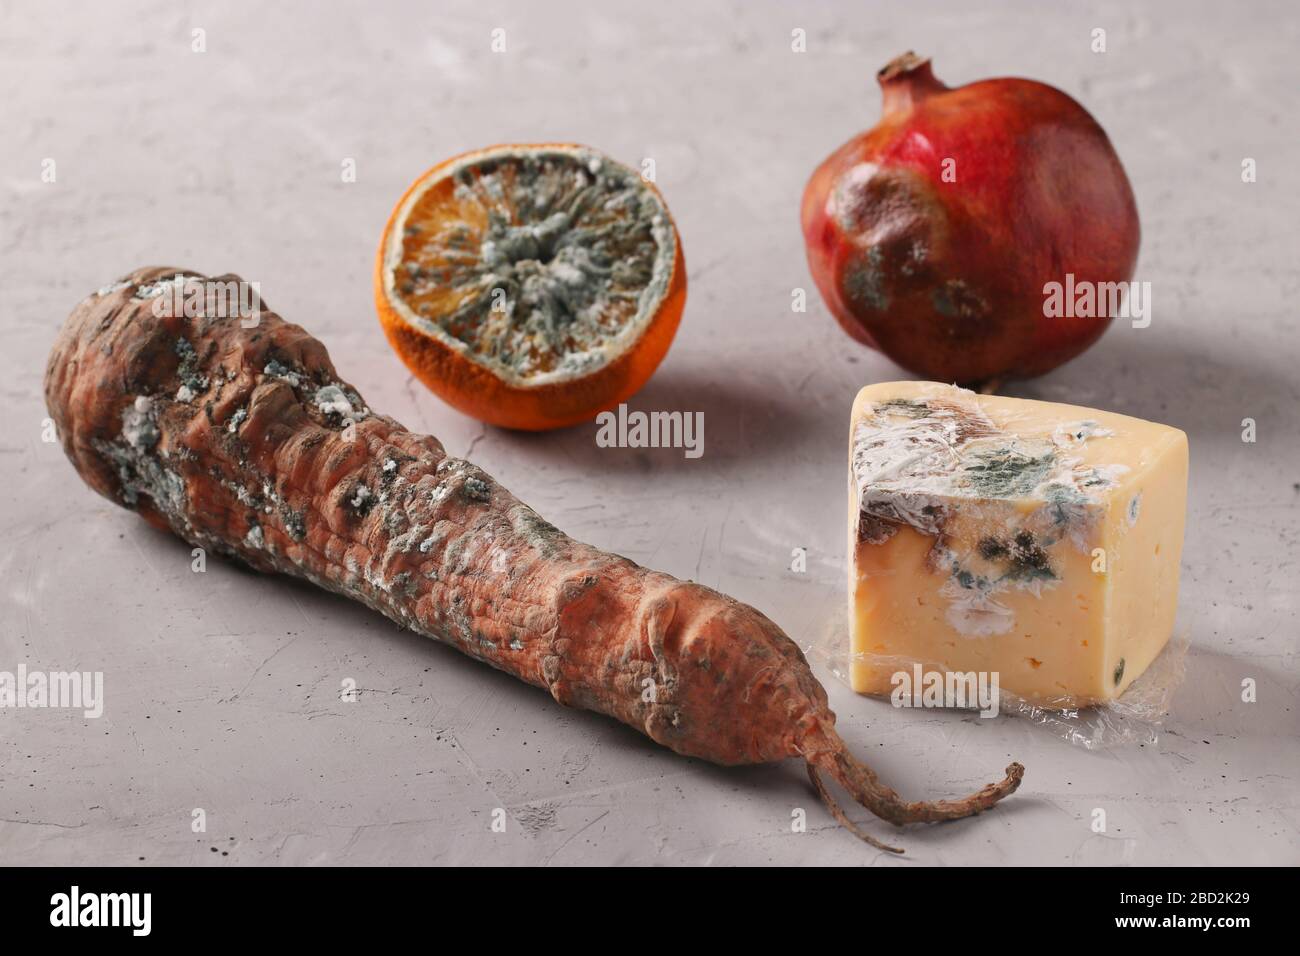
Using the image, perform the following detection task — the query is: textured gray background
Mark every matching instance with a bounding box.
[2,0,1296,865]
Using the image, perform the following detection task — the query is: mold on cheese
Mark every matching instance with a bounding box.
[848,381,1188,708]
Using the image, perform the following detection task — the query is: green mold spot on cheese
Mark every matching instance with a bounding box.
[964,446,1056,499]
[1005,530,1055,583]
[874,397,931,419]
[1126,493,1142,527]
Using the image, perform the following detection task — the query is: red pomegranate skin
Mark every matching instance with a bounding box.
[801,54,1140,384]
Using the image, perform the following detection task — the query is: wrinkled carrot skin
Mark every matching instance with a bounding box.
[44,267,833,767]
[47,268,1024,845]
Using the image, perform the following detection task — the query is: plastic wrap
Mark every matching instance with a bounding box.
[813,603,1189,749]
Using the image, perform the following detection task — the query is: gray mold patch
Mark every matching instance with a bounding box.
[964,447,1055,498]
[463,476,491,502]
[175,338,209,396]
[263,359,303,388]
[93,397,184,514]
[349,484,374,514]
[507,504,564,559]
[133,274,193,300]
[314,384,369,421]
[1126,492,1142,528]
[392,148,675,385]
[122,396,160,452]
[844,246,889,312]
[281,507,306,541]
[314,385,353,418]
[95,279,132,297]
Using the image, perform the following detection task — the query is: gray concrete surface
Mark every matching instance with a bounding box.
[2,0,1297,866]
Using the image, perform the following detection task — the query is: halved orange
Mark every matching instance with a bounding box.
[375,143,686,431]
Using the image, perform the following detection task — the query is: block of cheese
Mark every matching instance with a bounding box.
[848,381,1188,708]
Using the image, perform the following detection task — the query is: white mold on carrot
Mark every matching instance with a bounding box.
[45,267,1024,851]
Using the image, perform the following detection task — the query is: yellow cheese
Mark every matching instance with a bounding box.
[848,381,1188,708]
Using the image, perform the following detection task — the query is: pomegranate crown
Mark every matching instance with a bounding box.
[877,51,948,116]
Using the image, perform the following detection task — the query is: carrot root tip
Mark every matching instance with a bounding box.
[807,763,905,854]
[804,730,1025,836]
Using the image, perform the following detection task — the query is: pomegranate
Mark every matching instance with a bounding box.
[801,53,1140,386]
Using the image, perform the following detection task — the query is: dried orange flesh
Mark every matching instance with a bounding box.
[381,145,677,387]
